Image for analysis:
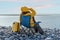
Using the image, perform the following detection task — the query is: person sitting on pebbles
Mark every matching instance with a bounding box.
[20,6,44,35]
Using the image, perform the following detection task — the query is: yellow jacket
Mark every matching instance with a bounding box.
[20,8,36,27]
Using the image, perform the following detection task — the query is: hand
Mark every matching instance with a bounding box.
[29,8,33,10]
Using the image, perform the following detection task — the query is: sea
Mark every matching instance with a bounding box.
[0,14,60,29]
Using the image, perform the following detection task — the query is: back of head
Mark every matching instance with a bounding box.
[21,6,28,12]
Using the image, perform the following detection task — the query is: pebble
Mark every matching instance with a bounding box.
[0,27,59,40]
[5,38,10,40]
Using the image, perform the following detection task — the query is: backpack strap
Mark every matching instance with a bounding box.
[33,17,36,23]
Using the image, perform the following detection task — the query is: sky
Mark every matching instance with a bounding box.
[0,0,60,14]
[0,0,60,28]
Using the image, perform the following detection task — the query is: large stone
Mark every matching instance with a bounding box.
[0,31,5,36]
[5,38,10,40]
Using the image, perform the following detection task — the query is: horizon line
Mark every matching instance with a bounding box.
[0,14,60,16]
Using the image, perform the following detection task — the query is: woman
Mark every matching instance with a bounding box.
[20,6,44,35]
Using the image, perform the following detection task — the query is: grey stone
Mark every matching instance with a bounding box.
[0,31,5,36]
[5,38,10,40]
[14,38,19,40]
[19,37,23,40]
[8,36,15,40]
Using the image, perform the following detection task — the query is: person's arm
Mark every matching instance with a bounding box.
[29,8,36,17]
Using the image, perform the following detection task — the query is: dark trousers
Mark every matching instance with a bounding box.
[33,24,44,35]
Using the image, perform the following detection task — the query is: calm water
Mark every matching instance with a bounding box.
[0,14,60,29]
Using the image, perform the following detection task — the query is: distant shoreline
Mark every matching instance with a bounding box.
[0,14,60,16]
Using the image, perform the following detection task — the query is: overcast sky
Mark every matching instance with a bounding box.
[0,0,60,14]
[0,0,60,28]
